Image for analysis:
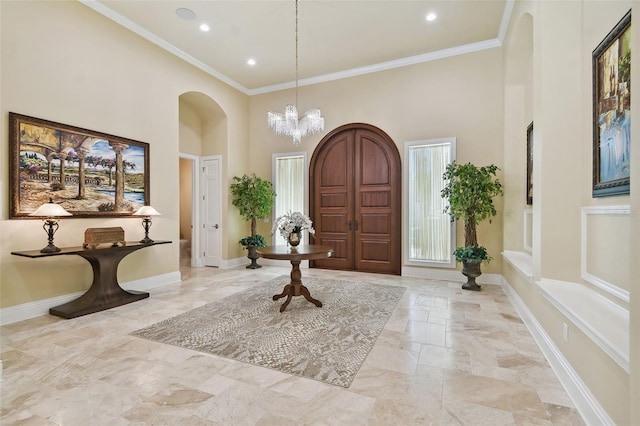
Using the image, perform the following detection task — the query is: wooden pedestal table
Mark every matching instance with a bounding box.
[256,245,334,313]
[11,241,171,319]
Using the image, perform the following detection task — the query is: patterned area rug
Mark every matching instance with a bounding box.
[131,275,406,387]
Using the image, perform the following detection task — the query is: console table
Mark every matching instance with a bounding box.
[11,240,171,319]
[257,245,333,312]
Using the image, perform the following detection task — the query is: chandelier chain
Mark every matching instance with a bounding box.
[295,0,299,109]
[266,0,324,144]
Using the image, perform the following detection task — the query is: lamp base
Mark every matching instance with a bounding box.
[40,244,61,253]
[139,217,154,244]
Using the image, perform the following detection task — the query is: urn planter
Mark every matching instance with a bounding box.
[246,245,262,269]
[461,260,482,291]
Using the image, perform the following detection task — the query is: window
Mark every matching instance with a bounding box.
[405,138,456,267]
[272,153,307,245]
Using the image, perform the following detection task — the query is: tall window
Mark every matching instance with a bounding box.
[405,138,456,267]
[272,153,307,245]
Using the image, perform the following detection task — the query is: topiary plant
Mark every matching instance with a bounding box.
[441,162,503,290]
[230,173,276,247]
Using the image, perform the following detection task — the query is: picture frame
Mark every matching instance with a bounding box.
[526,121,533,205]
[9,112,150,218]
[592,10,631,197]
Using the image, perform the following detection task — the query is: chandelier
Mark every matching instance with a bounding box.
[267,0,324,144]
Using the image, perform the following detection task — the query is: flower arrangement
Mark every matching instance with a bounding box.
[272,211,315,240]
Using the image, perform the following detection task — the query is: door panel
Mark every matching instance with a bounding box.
[312,131,354,270]
[311,124,401,275]
[354,129,400,274]
[203,157,221,267]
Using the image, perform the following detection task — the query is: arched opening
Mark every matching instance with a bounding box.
[503,12,534,253]
[178,91,227,268]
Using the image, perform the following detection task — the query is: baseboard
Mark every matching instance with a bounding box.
[402,265,501,285]
[0,271,181,326]
[501,277,614,426]
[220,256,252,269]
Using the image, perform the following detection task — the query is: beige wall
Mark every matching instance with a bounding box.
[502,1,635,423]
[250,49,506,273]
[178,102,203,157]
[0,0,249,307]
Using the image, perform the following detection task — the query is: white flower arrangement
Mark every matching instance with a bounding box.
[272,211,315,240]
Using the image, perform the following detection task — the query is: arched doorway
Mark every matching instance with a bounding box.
[309,123,401,275]
[178,91,227,268]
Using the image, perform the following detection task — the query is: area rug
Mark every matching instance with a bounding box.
[131,275,406,387]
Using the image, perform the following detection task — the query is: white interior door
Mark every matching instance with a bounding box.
[202,156,222,267]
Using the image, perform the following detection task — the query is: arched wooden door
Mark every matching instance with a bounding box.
[309,123,401,275]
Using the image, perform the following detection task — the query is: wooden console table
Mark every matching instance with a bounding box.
[257,245,333,312]
[11,240,171,319]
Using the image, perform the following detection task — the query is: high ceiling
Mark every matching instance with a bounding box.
[82,0,511,95]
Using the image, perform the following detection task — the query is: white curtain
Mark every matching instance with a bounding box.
[274,155,305,245]
[408,143,451,263]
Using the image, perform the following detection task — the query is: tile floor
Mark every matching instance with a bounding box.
[0,262,585,425]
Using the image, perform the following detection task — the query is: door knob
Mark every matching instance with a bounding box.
[214,224,219,229]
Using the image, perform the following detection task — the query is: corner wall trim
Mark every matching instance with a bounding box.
[501,278,615,426]
[0,271,181,326]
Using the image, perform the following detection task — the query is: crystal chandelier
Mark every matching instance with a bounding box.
[267,0,324,144]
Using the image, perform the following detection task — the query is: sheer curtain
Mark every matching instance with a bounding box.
[407,142,453,264]
[273,155,305,245]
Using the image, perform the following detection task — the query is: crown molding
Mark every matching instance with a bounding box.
[249,38,502,95]
[498,0,515,43]
[80,0,511,96]
[78,0,251,94]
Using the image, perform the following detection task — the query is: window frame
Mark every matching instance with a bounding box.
[404,137,457,268]
[272,151,309,245]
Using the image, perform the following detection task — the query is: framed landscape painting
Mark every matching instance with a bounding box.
[592,10,631,197]
[9,113,150,218]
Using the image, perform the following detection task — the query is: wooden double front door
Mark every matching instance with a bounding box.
[310,124,401,275]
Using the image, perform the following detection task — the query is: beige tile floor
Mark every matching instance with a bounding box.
[1,261,584,425]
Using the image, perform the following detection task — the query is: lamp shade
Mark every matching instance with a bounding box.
[29,200,72,218]
[133,206,161,217]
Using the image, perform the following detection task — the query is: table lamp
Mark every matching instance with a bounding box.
[133,205,161,244]
[28,198,73,253]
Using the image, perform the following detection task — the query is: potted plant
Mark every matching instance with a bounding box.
[441,161,503,291]
[230,173,276,269]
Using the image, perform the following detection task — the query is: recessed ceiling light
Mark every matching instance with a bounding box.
[426,12,437,22]
[199,23,210,32]
[176,8,196,21]
[247,58,256,66]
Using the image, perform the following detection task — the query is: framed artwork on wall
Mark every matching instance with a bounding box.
[592,10,631,197]
[526,121,533,205]
[9,112,150,218]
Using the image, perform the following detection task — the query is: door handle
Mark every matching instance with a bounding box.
[348,221,352,231]
[354,221,359,231]
[214,224,219,229]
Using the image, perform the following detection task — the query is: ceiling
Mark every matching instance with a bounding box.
[82,0,511,95]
